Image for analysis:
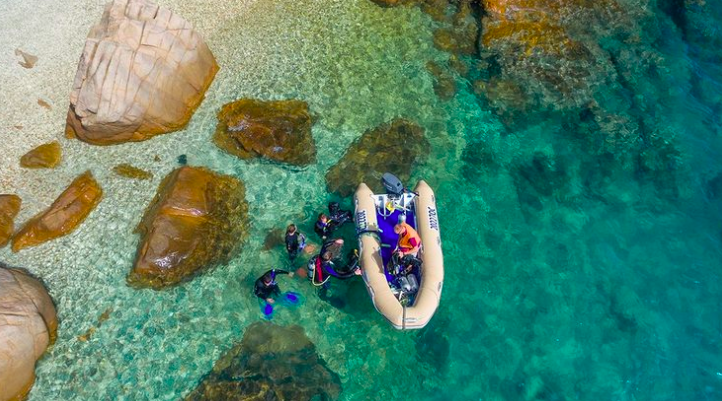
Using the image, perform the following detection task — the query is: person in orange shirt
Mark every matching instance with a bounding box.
[394,222,421,258]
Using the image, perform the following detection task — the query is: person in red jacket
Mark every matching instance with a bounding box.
[393,222,421,257]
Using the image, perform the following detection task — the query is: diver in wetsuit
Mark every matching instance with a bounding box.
[309,239,360,281]
[284,224,306,261]
[307,239,360,307]
[313,202,354,240]
[253,269,292,304]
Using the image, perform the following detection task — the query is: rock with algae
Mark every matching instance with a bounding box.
[0,195,22,248]
[113,163,153,180]
[128,166,249,289]
[0,265,57,401]
[213,99,316,166]
[11,171,103,252]
[185,322,342,401]
[65,0,218,145]
[326,119,429,197]
[19,141,62,169]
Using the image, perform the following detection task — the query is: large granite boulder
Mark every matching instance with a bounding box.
[12,172,103,252]
[185,322,342,401]
[129,166,248,288]
[213,99,316,166]
[0,265,57,401]
[326,119,429,197]
[19,141,62,169]
[65,0,219,145]
[0,195,21,248]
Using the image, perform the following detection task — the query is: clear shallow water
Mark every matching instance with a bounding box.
[0,0,721,400]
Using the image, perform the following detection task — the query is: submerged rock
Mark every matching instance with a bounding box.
[326,119,428,197]
[0,265,57,401]
[263,227,285,251]
[19,141,62,169]
[129,166,248,288]
[476,0,640,122]
[113,163,153,180]
[185,322,341,401]
[65,0,218,145]
[15,49,38,69]
[213,99,316,166]
[426,61,457,100]
[0,194,22,248]
[12,171,103,252]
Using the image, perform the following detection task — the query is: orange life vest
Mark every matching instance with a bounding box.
[397,223,421,252]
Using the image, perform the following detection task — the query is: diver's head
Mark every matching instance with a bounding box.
[286,224,297,234]
[318,213,328,223]
[322,251,332,261]
[262,270,276,284]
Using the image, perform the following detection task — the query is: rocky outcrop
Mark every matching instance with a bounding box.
[113,163,153,180]
[129,166,248,288]
[0,195,22,248]
[326,119,429,197]
[19,141,62,169]
[0,265,57,401]
[12,172,103,252]
[65,0,218,145]
[213,99,316,166]
[185,322,341,401]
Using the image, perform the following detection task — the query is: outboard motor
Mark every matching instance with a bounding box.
[381,173,404,197]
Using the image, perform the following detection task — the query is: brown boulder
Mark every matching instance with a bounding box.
[213,99,316,166]
[12,172,103,252]
[326,119,429,197]
[19,141,62,169]
[0,195,22,248]
[185,322,341,401]
[0,265,57,401]
[113,163,153,180]
[65,0,218,145]
[129,166,248,288]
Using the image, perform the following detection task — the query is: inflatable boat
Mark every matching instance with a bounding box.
[354,173,444,330]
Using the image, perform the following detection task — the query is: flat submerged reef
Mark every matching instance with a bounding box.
[1,0,721,400]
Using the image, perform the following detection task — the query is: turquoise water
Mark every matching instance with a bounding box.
[1,0,722,400]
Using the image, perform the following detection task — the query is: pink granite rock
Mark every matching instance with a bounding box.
[0,266,57,401]
[65,0,218,145]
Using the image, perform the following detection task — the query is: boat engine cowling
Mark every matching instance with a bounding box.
[382,173,404,196]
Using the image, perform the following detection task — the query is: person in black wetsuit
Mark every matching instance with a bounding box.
[254,269,292,304]
[313,202,354,240]
[284,224,306,261]
[314,213,333,240]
